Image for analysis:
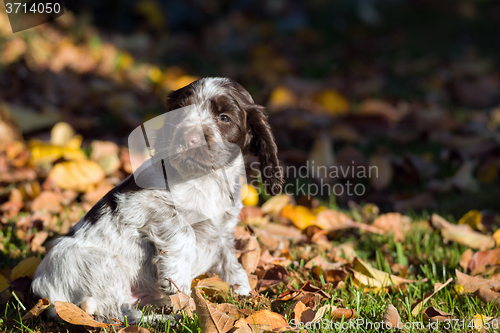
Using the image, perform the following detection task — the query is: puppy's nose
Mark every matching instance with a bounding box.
[183,132,201,148]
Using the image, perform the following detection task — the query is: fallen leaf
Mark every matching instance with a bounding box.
[456,270,500,306]
[315,209,349,231]
[268,86,297,111]
[281,205,316,230]
[411,277,453,316]
[196,276,230,297]
[0,274,10,303]
[305,255,342,270]
[31,191,62,213]
[51,122,75,146]
[468,248,500,275]
[383,304,402,329]
[244,310,289,331]
[170,292,196,319]
[359,99,402,122]
[459,210,486,232]
[192,286,235,333]
[422,307,455,322]
[312,89,350,115]
[54,301,108,328]
[11,257,42,281]
[22,298,50,320]
[371,213,410,242]
[240,236,261,274]
[261,194,291,215]
[47,160,105,192]
[30,231,48,253]
[460,249,474,270]
[431,214,495,250]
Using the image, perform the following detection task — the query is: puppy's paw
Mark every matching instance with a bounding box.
[233,283,252,295]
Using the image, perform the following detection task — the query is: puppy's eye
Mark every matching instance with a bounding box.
[219,114,230,123]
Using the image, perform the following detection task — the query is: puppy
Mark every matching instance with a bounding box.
[31,77,284,323]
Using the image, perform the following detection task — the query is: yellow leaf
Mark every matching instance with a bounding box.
[312,89,349,115]
[458,210,483,231]
[472,314,492,331]
[11,257,42,281]
[165,75,198,91]
[281,204,316,230]
[493,229,500,247]
[116,52,134,71]
[147,66,163,84]
[29,136,86,165]
[353,257,415,289]
[261,194,291,215]
[47,160,105,192]
[241,184,259,206]
[268,86,296,110]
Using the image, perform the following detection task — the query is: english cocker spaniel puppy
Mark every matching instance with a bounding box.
[31,77,283,323]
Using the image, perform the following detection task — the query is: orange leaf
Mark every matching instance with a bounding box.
[22,298,50,320]
[54,301,108,328]
[245,310,289,331]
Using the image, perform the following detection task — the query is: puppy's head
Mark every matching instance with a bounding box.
[165,77,284,195]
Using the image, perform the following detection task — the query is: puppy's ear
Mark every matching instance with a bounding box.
[165,84,193,111]
[246,105,284,196]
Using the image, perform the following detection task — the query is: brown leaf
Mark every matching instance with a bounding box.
[244,310,289,331]
[169,292,195,319]
[196,276,230,297]
[371,213,410,242]
[456,270,500,306]
[422,307,455,322]
[31,191,62,213]
[304,255,342,270]
[117,325,150,333]
[22,298,50,320]
[240,236,261,274]
[54,301,108,328]
[460,249,474,271]
[30,231,48,253]
[468,248,500,275]
[315,209,349,231]
[292,301,307,322]
[383,304,401,329]
[192,286,235,333]
[431,214,495,250]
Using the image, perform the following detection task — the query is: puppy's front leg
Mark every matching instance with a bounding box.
[148,223,196,295]
[214,240,252,295]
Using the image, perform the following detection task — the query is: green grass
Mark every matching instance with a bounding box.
[1,214,499,333]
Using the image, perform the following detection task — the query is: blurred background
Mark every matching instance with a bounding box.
[1,0,500,224]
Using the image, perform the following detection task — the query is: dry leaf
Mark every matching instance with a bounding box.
[411,277,453,316]
[456,270,500,306]
[11,257,42,281]
[30,231,48,253]
[192,286,235,333]
[431,214,495,250]
[196,276,230,297]
[22,298,50,320]
[169,292,196,319]
[47,160,105,192]
[383,304,401,329]
[240,236,261,274]
[51,122,75,146]
[54,301,108,328]
[315,209,349,231]
[460,249,474,271]
[359,99,402,122]
[304,255,342,270]
[468,248,500,275]
[422,307,455,323]
[261,194,291,215]
[312,89,349,115]
[31,191,62,213]
[244,310,289,331]
[371,213,410,242]
[281,205,316,230]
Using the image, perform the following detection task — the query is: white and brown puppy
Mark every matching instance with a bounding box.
[31,77,283,323]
